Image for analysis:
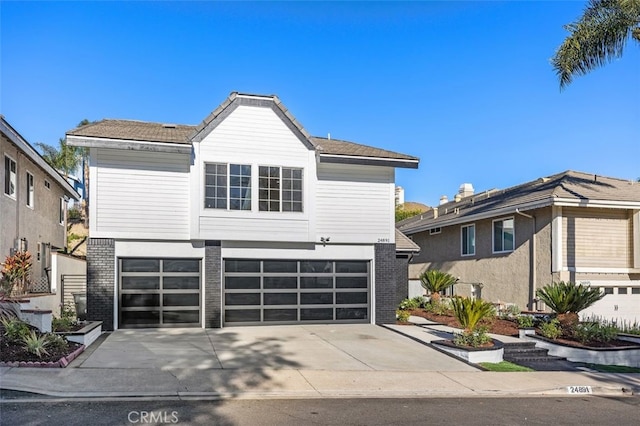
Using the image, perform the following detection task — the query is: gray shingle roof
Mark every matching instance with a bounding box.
[66,120,193,144]
[399,170,640,235]
[395,229,420,252]
[66,93,419,165]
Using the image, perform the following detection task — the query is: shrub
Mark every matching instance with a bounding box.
[396,309,411,323]
[582,315,640,336]
[451,297,495,332]
[419,270,458,303]
[573,322,618,344]
[1,317,31,342]
[398,296,424,310]
[424,297,453,315]
[453,326,491,347]
[535,281,604,331]
[45,333,69,351]
[499,304,521,320]
[517,315,534,328]
[22,330,50,358]
[67,206,82,221]
[52,316,75,332]
[539,319,562,340]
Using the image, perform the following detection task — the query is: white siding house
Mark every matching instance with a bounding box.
[67,92,418,330]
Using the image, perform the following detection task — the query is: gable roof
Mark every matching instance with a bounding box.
[395,229,420,253]
[66,92,419,168]
[399,170,640,235]
[1,116,80,200]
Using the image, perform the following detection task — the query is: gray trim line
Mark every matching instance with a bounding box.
[319,154,420,169]
[66,136,193,154]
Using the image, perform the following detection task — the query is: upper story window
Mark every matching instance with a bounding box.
[44,179,51,189]
[493,217,514,253]
[4,155,17,198]
[26,172,34,208]
[204,163,251,210]
[259,166,303,212]
[461,224,475,256]
[430,227,441,235]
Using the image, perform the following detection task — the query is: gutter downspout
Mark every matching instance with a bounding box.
[516,209,536,311]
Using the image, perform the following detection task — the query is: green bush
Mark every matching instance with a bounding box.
[454,326,491,347]
[536,281,604,316]
[396,309,411,322]
[52,316,75,332]
[539,319,562,340]
[398,296,425,310]
[45,333,68,351]
[517,315,534,328]
[582,314,640,336]
[22,330,50,358]
[573,322,618,344]
[424,297,453,315]
[67,206,82,221]
[1,317,31,342]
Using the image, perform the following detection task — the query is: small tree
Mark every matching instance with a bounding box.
[535,281,605,332]
[419,269,457,303]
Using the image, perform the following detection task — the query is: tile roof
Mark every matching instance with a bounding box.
[399,170,640,234]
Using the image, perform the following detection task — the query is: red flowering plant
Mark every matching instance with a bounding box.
[0,251,33,297]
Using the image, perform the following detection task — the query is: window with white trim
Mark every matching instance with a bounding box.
[4,155,16,198]
[26,172,34,208]
[461,224,475,256]
[493,217,514,253]
[259,166,303,212]
[204,163,251,210]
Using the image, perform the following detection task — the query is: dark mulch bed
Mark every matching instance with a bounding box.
[407,309,638,349]
[0,324,83,364]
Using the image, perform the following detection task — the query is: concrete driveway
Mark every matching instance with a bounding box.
[78,324,477,372]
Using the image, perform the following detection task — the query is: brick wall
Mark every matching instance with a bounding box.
[395,255,410,305]
[204,242,222,328]
[374,243,397,324]
[86,238,115,330]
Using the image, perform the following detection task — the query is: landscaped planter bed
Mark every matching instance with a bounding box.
[431,339,505,364]
[0,344,85,368]
[525,334,640,368]
[56,321,102,348]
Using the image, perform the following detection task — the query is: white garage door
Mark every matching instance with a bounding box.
[223,259,370,325]
[581,282,640,323]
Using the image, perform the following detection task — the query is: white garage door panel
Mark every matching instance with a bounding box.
[580,281,640,323]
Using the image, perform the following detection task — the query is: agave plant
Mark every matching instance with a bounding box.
[22,330,50,358]
[419,269,458,303]
[535,281,605,332]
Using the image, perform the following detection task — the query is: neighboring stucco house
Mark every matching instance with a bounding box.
[1,116,81,290]
[398,171,640,322]
[66,92,419,330]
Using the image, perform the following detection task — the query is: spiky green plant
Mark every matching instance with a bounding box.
[22,330,50,358]
[536,281,605,331]
[419,270,457,302]
[451,297,495,332]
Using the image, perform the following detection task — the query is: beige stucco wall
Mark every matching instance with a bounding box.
[1,134,68,284]
[408,207,554,310]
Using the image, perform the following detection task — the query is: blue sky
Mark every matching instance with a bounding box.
[2,1,638,206]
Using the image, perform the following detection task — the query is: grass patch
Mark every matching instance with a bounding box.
[583,364,640,373]
[479,361,533,372]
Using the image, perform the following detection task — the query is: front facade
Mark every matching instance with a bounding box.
[1,116,80,289]
[67,93,418,330]
[399,171,640,322]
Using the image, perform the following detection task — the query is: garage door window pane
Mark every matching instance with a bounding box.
[122,294,159,308]
[300,292,333,304]
[122,276,159,290]
[164,276,200,290]
[163,310,200,324]
[337,308,368,320]
[225,277,261,290]
[301,308,333,321]
[603,288,613,294]
[336,292,368,304]
[264,309,297,322]
[226,260,260,273]
[225,309,261,322]
[163,259,200,273]
[336,277,368,289]
[264,293,297,305]
[122,259,160,272]
[264,277,297,289]
[225,293,260,306]
[300,277,333,289]
[301,261,333,273]
[632,288,640,295]
[121,311,160,326]
[263,261,297,273]
[335,261,367,273]
[618,287,628,294]
[164,293,200,306]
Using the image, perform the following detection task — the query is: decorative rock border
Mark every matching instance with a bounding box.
[431,339,505,364]
[0,344,85,368]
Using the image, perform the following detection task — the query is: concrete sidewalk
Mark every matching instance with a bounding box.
[1,321,639,400]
